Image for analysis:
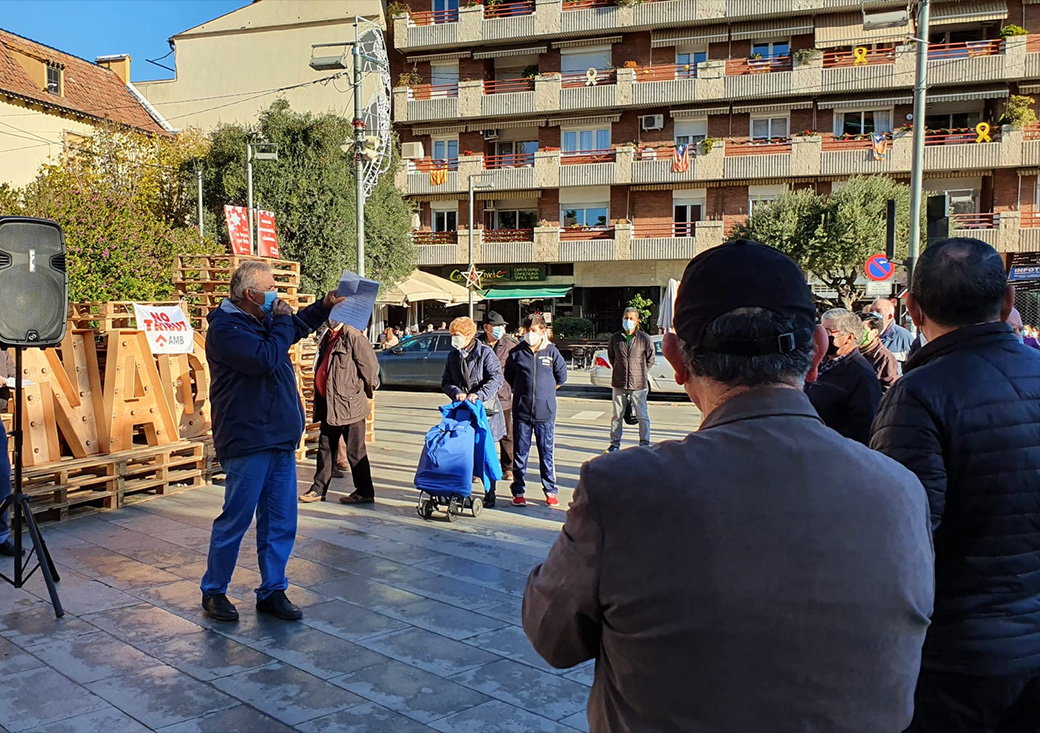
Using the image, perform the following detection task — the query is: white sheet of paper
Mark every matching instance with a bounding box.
[330,270,380,331]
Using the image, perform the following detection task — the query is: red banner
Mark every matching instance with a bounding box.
[224,205,251,255]
[256,209,280,259]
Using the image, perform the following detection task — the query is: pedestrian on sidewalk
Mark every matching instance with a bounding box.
[505,314,567,507]
[605,307,654,452]
[299,319,379,505]
[201,261,343,623]
[523,239,933,732]
[872,238,1040,732]
[858,311,900,393]
[867,297,913,366]
[481,311,518,483]
[804,308,881,445]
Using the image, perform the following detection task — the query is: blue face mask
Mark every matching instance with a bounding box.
[622,319,636,332]
[255,290,277,315]
[491,326,505,340]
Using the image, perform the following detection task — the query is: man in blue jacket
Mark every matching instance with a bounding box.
[201,260,343,622]
[505,314,567,507]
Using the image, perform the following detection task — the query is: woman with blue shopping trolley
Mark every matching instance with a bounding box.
[414,317,504,522]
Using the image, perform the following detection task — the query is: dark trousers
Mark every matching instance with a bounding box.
[500,407,513,477]
[511,417,557,496]
[309,420,373,499]
[906,668,1040,733]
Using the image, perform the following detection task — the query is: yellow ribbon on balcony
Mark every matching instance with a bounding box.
[975,122,992,144]
[853,47,868,66]
[585,68,599,86]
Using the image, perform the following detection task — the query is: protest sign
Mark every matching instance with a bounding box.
[132,303,194,354]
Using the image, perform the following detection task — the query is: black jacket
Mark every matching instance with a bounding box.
[804,351,881,445]
[608,330,655,391]
[871,322,1040,675]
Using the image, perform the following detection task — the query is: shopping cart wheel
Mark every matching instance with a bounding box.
[471,497,483,517]
[446,497,459,523]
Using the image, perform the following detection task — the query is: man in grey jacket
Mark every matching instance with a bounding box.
[523,240,935,732]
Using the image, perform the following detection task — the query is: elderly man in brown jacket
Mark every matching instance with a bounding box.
[523,240,935,732]
[299,319,379,505]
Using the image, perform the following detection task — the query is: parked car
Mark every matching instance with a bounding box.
[377,330,452,388]
[589,334,684,394]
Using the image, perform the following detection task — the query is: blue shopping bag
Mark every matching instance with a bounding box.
[414,414,475,498]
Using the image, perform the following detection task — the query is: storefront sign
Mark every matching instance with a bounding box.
[132,303,193,354]
[510,266,545,281]
[443,265,546,284]
[1009,265,1040,282]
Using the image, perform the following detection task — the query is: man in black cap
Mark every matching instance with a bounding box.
[523,240,934,732]
[482,311,519,487]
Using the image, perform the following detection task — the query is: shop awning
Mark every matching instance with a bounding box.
[481,284,572,300]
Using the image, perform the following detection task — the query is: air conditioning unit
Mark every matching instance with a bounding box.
[641,114,665,131]
[946,189,976,215]
[401,141,424,160]
[483,129,499,140]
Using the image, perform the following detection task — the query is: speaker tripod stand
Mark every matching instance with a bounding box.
[0,347,63,617]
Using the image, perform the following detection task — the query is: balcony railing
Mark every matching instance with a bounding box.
[561,68,617,88]
[483,0,535,18]
[409,8,460,25]
[634,63,698,82]
[822,47,895,68]
[560,148,616,164]
[1025,123,1040,141]
[562,0,613,8]
[408,83,459,100]
[483,77,535,94]
[725,138,793,156]
[925,127,1001,145]
[560,226,613,240]
[412,230,457,245]
[725,56,793,76]
[821,132,891,150]
[951,212,1000,230]
[928,39,1003,60]
[484,153,535,169]
[1029,36,1040,54]
[409,157,459,172]
[483,228,534,242]
[1021,211,1040,228]
[633,222,698,238]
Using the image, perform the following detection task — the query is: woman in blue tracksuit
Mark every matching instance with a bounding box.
[504,314,568,507]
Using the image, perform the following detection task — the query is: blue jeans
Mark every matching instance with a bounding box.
[512,419,557,496]
[201,449,298,601]
[0,420,9,544]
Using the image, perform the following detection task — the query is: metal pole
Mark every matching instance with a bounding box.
[246,144,254,256]
[197,168,204,239]
[354,22,366,278]
[468,174,476,319]
[907,0,930,287]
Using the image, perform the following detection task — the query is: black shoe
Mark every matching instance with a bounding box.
[484,490,496,508]
[256,590,303,620]
[202,593,239,621]
[0,537,23,557]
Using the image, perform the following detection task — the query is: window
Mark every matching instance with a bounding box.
[673,203,703,237]
[432,0,459,21]
[675,119,707,147]
[433,210,457,232]
[561,47,612,74]
[432,335,454,352]
[494,140,538,166]
[925,112,978,131]
[490,209,538,229]
[675,45,707,78]
[835,109,893,137]
[929,29,984,45]
[751,116,789,141]
[45,65,61,95]
[562,205,608,227]
[749,184,785,215]
[751,40,790,59]
[398,335,436,352]
[430,62,458,95]
[431,137,458,164]
[563,128,610,153]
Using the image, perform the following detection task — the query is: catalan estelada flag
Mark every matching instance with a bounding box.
[871,134,888,161]
[672,144,690,173]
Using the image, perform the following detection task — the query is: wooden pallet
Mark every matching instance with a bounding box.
[174,254,301,283]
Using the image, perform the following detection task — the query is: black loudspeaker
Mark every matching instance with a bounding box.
[926,196,949,243]
[0,217,68,347]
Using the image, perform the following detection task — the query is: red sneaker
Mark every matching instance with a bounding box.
[511,495,527,507]
[545,494,560,507]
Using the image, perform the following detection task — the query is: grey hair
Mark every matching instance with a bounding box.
[681,307,816,388]
[229,261,272,301]
[623,307,640,319]
[821,308,863,339]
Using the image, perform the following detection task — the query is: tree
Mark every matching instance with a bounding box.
[733,176,918,308]
[627,292,655,333]
[203,100,415,295]
[1,126,220,303]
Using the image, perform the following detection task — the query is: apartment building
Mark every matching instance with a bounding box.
[390,0,1040,330]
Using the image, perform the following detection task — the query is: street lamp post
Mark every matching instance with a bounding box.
[246,142,278,255]
[467,173,493,319]
[907,0,931,286]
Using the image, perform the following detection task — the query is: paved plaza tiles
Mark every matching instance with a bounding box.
[0,390,700,732]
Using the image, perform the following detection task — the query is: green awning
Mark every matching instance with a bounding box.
[481,284,572,300]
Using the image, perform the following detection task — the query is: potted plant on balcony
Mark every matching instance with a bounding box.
[387,1,410,16]
[1000,24,1029,38]
[999,95,1038,129]
[622,60,638,69]
[698,138,718,155]
[397,69,422,88]
[616,0,645,6]
[793,48,822,66]
[521,64,539,79]
[748,52,769,73]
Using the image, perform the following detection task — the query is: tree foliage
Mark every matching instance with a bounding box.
[627,292,656,333]
[202,99,415,295]
[732,176,919,308]
[0,126,220,302]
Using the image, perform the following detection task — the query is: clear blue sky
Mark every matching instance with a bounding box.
[0,0,247,82]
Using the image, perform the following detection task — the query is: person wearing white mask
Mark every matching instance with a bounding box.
[482,311,519,484]
[504,314,568,507]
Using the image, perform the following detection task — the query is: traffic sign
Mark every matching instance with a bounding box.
[865,254,895,282]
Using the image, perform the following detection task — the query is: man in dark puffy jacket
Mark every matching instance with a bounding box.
[201,261,342,623]
[872,237,1040,732]
[606,307,655,452]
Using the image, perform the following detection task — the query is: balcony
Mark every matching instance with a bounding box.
[482,154,536,189]
[724,138,792,179]
[1026,36,1040,78]
[821,46,902,93]
[406,158,458,195]
[561,0,621,34]
[632,63,699,106]
[950,213,1001,247]
[632,0,699,26]
[927,40,1004,86]
[560,68,618,110]
[481,77,536,117]
[558,225,615,261]
[631,222,699,261]
[482,0,536,41]
[403,7,460,49]
[820,133,905,176]
[412,230,462,265]
[480,228,535,263]
[923,128,1004,172]
[1023,124,1040,167]
[405,83,458,121]
[631,143,724,184]
[560,148,617,187]
[724,56,793,100]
